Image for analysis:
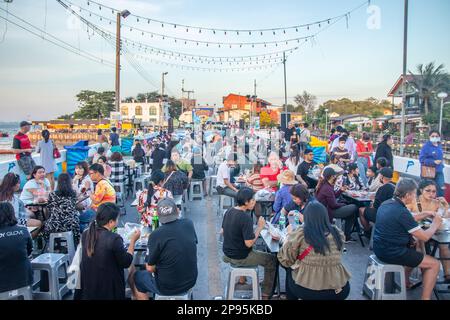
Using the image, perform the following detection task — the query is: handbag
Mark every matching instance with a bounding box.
[421,165,436,179]
[52,141,61,159]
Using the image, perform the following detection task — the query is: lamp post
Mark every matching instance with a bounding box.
[325,108,329,137]
[438,92,448,136]
[160,72,168,128]
[115,9,130,112]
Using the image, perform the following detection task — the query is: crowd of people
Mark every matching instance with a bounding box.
[0,120,448,301]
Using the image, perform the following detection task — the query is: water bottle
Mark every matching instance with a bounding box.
[293,210,300,226]
[278,215,286,231]
[152,214,159,231]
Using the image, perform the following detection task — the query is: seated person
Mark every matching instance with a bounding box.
[342,163,363,191]
[162,150,193,180]
[0,202,33,295]
[221,187,276,299]
[373,178,442,300]
[272,170,297,220]
[368,157,388,192]
[129,198,198,299]
[273,183,310,224]
[260,152,286,192]
[366,166,377,190]
[296,149,318,189]
[92,146,105,164]
[20,166,51,205]
[246,163,264,191]
[216,153,239,199]
[191,147,209,197]
[315,167,358,243]
[359,167,395,232]
[163,160,189,198]
[97,156,112,179]
[331,137,351,170]
[278,201,350,300]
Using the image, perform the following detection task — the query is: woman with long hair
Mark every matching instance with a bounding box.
[36,129,57,191]
[42,173,80,244]
[278,201,351,300]
[20,165,51,205]
[72,161,93,211]
[285,148,302,174]
[80,203,140,300]
[163,160,188,198]
[132,142,146,165]
[0,172,41,230]
[374,134,393,169]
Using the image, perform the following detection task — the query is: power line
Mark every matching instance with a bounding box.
[0,9,114,67]
[80,0,369,35]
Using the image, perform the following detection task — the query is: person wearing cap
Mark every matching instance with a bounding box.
[272,170,298,218]
[359,167,395,233]
[315,167,358,242]
[296,148,317,189]
[129,198,198,299]
[356,133,374,188]
[12,121,35,179]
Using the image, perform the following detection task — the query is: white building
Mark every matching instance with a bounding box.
[120,102,162,125]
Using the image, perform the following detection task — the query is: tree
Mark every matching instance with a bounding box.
[259,111,271,128]
[409,62,450,115]
[72,90,115,119]
[167,98,182,119]
[136,91,160,103]
[294,91,317,114]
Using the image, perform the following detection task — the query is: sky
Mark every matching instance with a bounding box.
[0,0,449,121]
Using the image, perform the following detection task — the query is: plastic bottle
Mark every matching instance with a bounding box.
[278,215,286,231]
[293,210,300,226]
[152,214,159,231]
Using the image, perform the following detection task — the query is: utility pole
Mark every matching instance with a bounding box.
[253,79,257,128]
[399,0,408,156]
[160,72,168,128]
[283,51,288,129]
[115,10,130,112]
[181,79,194,116]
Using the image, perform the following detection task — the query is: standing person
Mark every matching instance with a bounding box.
[296,149,318,189]
[298,123,311,154]
[36,130,57,191]
[284,123,295,145]
[374,134,394,169]
[80,203,140,300]
[356,133,374,188]
[151,143,167,172]
[278,201,351,300]
[42,173,80,245]
[419,130,445,197]
[221,187,276,299]
[129,198,198,299]
[315,167,358,242]
[0,202,33,295]
[373,178,442,300]
[12,121,35,179]
[109,127,120,148]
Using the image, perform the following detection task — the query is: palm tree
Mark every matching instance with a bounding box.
[409,62,449,115]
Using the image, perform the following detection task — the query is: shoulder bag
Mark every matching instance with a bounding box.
[421,165,436,179]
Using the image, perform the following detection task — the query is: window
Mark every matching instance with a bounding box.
[121,106,128,116]
[149,106,157,116]
[135,105,143,116]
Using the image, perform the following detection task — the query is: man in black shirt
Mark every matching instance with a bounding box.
[221,187,276,299]
[284,123,295,143]
[296,148,317,189]
[131,198,198,299]
[359,167,395,232]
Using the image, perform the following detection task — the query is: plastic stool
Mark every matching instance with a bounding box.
[155,289,193,300]
[225,265,261,300]
[209,176,218,196]
[0,286,33,300]
[362,254,406,300]
[133,177,146,194]
[48,231,76,264]
[31,253,70,300]
[189,180,204,201]
[217,194,233,216]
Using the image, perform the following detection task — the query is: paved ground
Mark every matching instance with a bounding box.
[118,191,450,300]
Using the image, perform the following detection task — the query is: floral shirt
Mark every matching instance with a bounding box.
[91,179,116,211]
[137,186,173,227]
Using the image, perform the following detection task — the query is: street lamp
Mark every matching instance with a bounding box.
[160,72,168,128]
[325,108,329,137]
[438,92,448,136]
[115,9,130,112]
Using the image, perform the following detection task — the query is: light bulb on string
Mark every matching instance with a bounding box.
[87,1,89,5]
[307,25,310,30]
[260,31,263,36]
[148,19,150,24]
[186,28,189,32]
[174,24,177,28]
[328,19,330,24]
[99,5,101,10]
[283,30,286,34]
[236,31,239,35]
[295,28,298,32]
[318,23,321,27]
[273,31,275,35]
[213,30,215,34]
[224,31,227,35]
[199,29,202,33]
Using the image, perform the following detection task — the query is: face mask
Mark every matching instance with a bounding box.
[430,137,440,143]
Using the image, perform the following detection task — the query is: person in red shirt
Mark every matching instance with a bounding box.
[356,133,374,189]
[260,152,287,192]
[12,121,35,179]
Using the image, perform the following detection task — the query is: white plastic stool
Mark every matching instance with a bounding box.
[217,194,233,216]
[48,231,76,264]
[0,286,33,300]
[189,180,204,201]
[133,177,146,194]
[225,265,261,300]
[209,176,218,196]
[31,253,70,300]
[155,288,193,300]
[362,254,406,300]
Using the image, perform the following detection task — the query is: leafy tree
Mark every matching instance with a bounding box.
[409,62,450,114]
[167,98,182,119]
[136,91,160,103]
[72,90,115,119]
[259,111,271,128]
[294,91,316,114]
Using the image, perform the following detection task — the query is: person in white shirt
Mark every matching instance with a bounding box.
[216,153,238,198]
[285,148,303,174]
